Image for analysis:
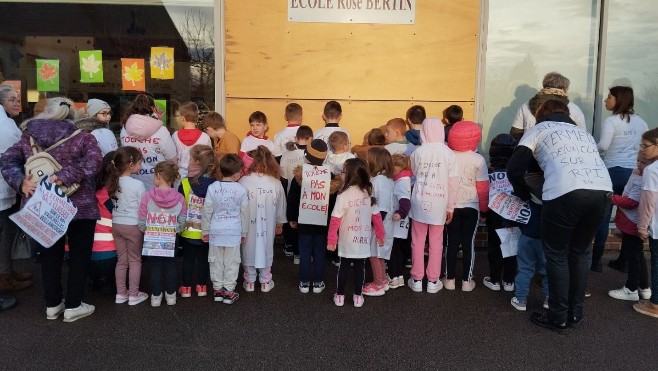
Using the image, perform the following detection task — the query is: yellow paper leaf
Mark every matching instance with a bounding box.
[123,62,144,87]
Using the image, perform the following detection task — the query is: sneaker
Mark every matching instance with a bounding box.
[503,282,515,292]
[299,282,310,294]
[353,294,364,308]
[214,288,227,302]
[128,292,148,306]
[389,276,404,289]
[608,287,639,301]
[407,278,422,292]
[530,311,568,335]
[283,245,294,257]
[640,288,652,300]
[427,280,443,294]
[0,295,17,311]
[333,294,345,307]
[442,278,456,291]
[585,288,592,298]
[293,255,300,265]
[151,293,163,307]
[46,301,65,320]
[261,280,275,293]
[196,285,207,297]
[633,300,658,318]
[165,292,176,305]
[312,281,326,294]
[178,286,192,298]
[404,259,412,269]
[462,280,476,292]
[243,281,255,292]
[543,296,549,309]
[63,303,95,323]
[483,277,501,291]
[223,290,239,304]
[362,283,385,297]
[115,294,128,304]
[332,258,340,267]
[511,297,527,311]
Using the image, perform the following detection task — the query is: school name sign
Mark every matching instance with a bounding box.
[288,0,415,24]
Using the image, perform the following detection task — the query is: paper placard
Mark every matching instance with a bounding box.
[489,192,531,224]
[121,58,146,91]
[154,99,167,125]
[184,194,204,232]
[288,0,416,24]
[36,59,59,92]
[488,171,514,204]
[298,164,331,226]
[79,50,104,83]
[150,47,174,79]
[496,227,521,258]
[142,211,177,257]
[10,177,77,248]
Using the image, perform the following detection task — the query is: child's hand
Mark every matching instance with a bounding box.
[275,224,283,235]
[202,234,209,243]
[327,244,337,251]
[392,213,401,221]
[446,211,453,224]
[241,236,246,244]
[479,215,486,223]
[639,231,649,241]
[289,221,298,229]
[377,238,385,247]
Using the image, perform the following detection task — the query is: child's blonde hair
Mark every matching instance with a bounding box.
[391,153,411,171]
[247,146,280,179]
[154,160,180,186]
[189,144,219,184]
[328,131,349,152]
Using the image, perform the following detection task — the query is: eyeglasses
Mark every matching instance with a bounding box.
[97,111,113,116]
[640,143,657,149]
[4,98,20,105]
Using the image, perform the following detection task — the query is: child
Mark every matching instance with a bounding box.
[138,161,186,307]
[239,146,287,292]
[609,152,652,301]
[274,103,303,159]
[443,121,489,291]
[389,154,412,289]
[172,102,212,178]
[408,118,457,293]
[483,134,518,292]
[201,112,241,157]
[352,128,386,160]
[202,154,249,304]
[75,98,118,156]
[442,105,463,143]
[327,158,386,307]
[240,111,277,156]
[362,147,395,296]
[314,100,350,149]
[109,147,148,306]
[178,145,218,298]
[404,105,426,148]
[324,131,355,176]
[287,139,337,294]
[384,118,412,155]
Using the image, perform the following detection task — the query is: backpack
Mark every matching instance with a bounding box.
[24,130,82,196]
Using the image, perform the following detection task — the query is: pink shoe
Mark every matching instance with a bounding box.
[353,294,364,308]
[196,285,207,297]
[243,281,255,292]
[333,294,345,307]
[362,282,385,297]
[115,294,128,304]
[178,286,192,298]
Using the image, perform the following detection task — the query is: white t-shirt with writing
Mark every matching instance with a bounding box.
[393,175,412,238]
[112,176,146,225]
[274,126,300,158]
[204,181,249,248]
[453,150,489,210]
[642,161,658,238]
[332,185,380,259]
[240,135,277,156]
[371,174,395,258]
[409,143,457,224]
[519,121,612,200]
[597,114,648,169]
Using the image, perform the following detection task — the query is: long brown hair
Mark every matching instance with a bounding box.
[189,144,219,184]
[247,145,280,179]
[367,147,394,178]
[339,158,376,205]
[122,94,155,125]
[609,86,635,122]
[154,160,179,186]
[106,147,143,198]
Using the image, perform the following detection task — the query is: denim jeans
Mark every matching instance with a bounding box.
[650,238,658,305]
[514,234,548,301]
[592,166,632,263]
[298,232,326,283]
[149,257,177,296]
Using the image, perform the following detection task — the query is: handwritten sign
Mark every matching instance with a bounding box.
[489,192,530,224]
[288,0,415,24]
[10,177,77,247]
[143,211,177,257]
[496,227,521,258]
[299,164,331,226]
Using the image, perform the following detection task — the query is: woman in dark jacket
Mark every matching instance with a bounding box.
[0,97,103,322]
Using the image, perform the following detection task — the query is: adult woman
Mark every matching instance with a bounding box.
[510,72,587,140]
[508,100,612,333]
[0,97,103,322]
[592,86,649,272]
[120,94,176,189]
[0,85,30,300]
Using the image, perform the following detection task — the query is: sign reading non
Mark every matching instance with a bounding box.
[289,0,416,24]
[143,211,177,257]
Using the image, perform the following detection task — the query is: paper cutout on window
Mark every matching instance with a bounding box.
[154,99,167,125]
[79,50,104,83]
[36,59,59,92]
[150,47,174,80]
[121,58,145,91]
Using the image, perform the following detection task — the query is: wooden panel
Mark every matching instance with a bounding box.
[225,0,479,102]
[226,98,474,145]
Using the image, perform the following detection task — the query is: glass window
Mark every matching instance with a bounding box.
[0,0,215,134]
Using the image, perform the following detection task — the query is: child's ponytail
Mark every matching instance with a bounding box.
[107,147,143,198]
[339,158,376,204]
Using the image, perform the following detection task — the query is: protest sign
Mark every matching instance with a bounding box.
[496,227,521,258]
[184,194,204,232]
[10,177,77,248]
[488,171,514,204]
[488,192,531,224]
[298,164,331,226]
[143,211,177,257]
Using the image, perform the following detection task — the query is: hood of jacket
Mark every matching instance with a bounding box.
[25,119,78,148]
[188,175,216,198]
[177,128,203,146]
[528,89,569,116]
[419,117,444,144]
[75,117,107,133]
[405,129,421,146]
[125,114,163,140]
[148,187,183,209]
[447,121,481,152]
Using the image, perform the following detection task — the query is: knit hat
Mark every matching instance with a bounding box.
[305,139,328,166]
[86,99,110,119]
[489,133,517,169]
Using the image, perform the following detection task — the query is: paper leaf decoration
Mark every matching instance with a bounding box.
[79,50,104,83]
[154,99,167,125]
[121,58,145,91]
[150,47,174,79]
[36,59,59,92]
